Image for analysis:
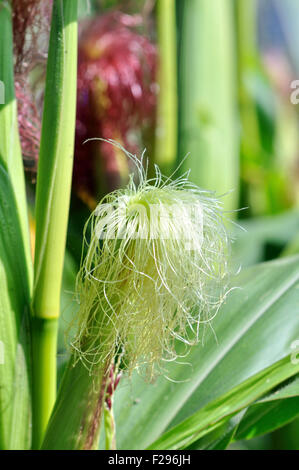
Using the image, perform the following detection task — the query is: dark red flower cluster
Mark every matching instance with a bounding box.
[75,11,157,200]
[105,366,122,411]
[15,78,40,172]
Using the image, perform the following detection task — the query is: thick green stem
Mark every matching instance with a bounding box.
[33,0,78,319]
[31,318,58,449]
[0,2,33,450]
[32,0,78,446]
[154,0,178,175]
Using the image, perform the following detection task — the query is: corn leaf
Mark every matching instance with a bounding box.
[31,0,78,447]
[185,410,247,450]
[148,356,299,449]
[33,0,78,320]
[0,1,32,450]
[0,161,32,449]
[104,255,299,449]
[0,1,32,282]
[234,376,299,441]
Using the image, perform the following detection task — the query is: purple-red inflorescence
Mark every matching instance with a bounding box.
[75,12,157,199]
[105,366,122,411]
[12,0,52,172]
[12,5,157,195]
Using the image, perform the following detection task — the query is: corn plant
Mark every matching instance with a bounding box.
[154,0,178,175]
[0,0,298,451]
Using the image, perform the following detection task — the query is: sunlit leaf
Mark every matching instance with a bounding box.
[106,255,299,449]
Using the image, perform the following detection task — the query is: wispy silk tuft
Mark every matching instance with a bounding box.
[71,141,231,379]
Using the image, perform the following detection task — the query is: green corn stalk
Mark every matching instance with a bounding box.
[0,0,32,281]
[154,0,178,175]
[0,1,33,449]
[104,405,116,450]
[32,0,78,449]
[178,0,239,213]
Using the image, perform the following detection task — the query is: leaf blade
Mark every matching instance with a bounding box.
[0,162,32,449]
[148,355,299,449]
[107,256,299,449]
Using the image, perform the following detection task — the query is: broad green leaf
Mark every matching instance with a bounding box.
[270,417,299,450]
[0,162,32,449]
[33,0,78,321]
[0,1,32,450]
[31,0,78,447]
[0,1,32,285]
[207,412,246,450]
[257,376,299,403]
[186,410,247,450]
[105,255,299,449]
[234,375,299,441]
[235,397,299,443]
[149,356,299,449]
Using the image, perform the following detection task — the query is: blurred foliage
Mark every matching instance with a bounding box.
[235,0,299,217]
